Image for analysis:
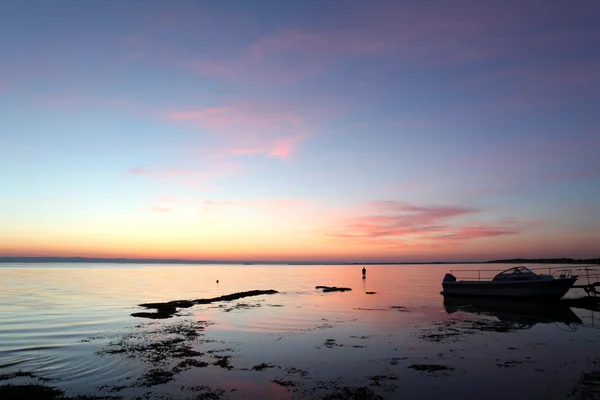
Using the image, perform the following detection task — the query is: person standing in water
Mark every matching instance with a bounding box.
[362,267,366,278]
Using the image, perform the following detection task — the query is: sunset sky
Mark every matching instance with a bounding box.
[1,0,599,262]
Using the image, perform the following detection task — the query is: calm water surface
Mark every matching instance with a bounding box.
[1,263,599,399]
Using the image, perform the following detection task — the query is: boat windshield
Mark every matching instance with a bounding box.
[493,266,539,281]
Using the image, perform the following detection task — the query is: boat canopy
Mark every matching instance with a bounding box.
[493,266,540,281]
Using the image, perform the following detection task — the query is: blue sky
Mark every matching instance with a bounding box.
[1,0,599,261]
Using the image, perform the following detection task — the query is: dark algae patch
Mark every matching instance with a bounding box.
[272,378,297,387]
[132,289,279,319]
[318,386,384,400]
[0,385,63,400]
[252,362,276,371]
[0,370,53,382]
[388,357,409,365]
[176,358,209,370]
[95,320,212,389]
[368,375,399,386]
[417,317,519,343]
[211,355,234,370]
[137,369,175,387]
[496,359,533,368]
[322,338,342,348]
[571,369,600,399]
[184,385,228,400]
[97,320,209,363]
[218,302,262,312]
[0,384,120,400]
[408,364,455,374]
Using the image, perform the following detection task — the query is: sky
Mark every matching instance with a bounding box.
[1,0,599,262]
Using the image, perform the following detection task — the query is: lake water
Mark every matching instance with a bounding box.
[1,263,599,399]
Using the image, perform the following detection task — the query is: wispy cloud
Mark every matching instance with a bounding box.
[181,28,392,84]
[438,225,522,241]
[146,196,180,213]
[178,1,599,85]
[327,201,527,249]
[165,102,311,159]
[127,164,237,190]
[149,206,172,213]
[154,195,179,203]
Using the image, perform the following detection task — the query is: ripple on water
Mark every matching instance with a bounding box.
[1,340,139,391]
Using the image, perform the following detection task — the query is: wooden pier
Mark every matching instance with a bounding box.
[570,266,600,296]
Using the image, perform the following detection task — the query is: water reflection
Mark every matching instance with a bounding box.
[443,296,582,329]
[2,263,599,399]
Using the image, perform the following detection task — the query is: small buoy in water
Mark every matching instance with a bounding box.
[216,280,219,284]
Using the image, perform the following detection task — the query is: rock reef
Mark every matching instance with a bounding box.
[315,286,352,292]
[132,289,279,319]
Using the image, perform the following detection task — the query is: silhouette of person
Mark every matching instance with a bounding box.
[362,267,366,278]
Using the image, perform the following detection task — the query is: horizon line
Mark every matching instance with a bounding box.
[0,256,598,265]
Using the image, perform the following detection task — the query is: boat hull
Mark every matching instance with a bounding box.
[441,277,577,299]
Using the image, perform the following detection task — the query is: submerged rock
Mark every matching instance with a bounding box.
[130,306,178,319]
[315,286,352,292]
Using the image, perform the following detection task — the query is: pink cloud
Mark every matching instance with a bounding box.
[172,1,600,90]
[267,136,303,158]
[327,201,527,249]
[165,102,310,159]
[180,27,391,85]
[366,201,477,222]
[446,226,521,239]
[7,2,596,97]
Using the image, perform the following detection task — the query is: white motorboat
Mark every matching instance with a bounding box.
[441,266,577,299]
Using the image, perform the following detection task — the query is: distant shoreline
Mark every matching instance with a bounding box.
[0,256,598,265]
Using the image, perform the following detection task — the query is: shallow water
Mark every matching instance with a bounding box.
[1,263,599,399]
